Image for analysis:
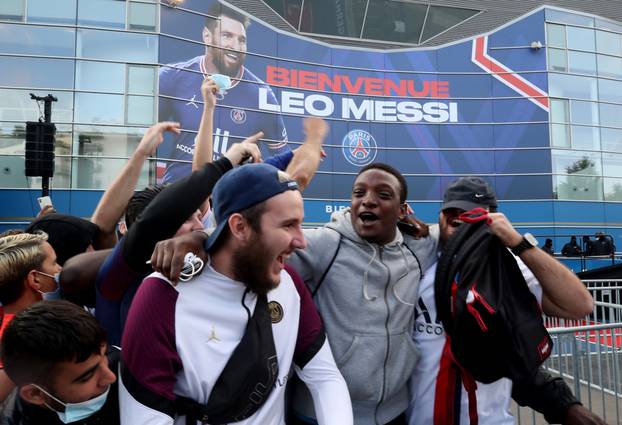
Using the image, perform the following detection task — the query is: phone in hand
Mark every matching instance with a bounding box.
[37,196,53,210]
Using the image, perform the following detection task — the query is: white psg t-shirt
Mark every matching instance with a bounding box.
[407,254,542,425]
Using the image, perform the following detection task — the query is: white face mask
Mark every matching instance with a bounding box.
[34,271,61,300]
[32,384,110,424]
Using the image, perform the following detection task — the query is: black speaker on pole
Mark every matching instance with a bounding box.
[25,121,56,177]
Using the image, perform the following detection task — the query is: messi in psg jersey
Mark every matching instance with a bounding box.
[159,55,289,183]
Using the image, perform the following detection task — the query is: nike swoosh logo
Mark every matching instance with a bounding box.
[475,194,484,198]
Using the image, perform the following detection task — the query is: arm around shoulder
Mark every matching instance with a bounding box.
[294,340,353,425]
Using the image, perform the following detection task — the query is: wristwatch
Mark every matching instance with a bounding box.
[511,233,538,256]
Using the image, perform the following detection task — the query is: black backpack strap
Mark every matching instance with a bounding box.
[311,231,342,298]
[173,396,210,425]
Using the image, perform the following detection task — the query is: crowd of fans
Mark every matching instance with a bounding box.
[0,46,608,425]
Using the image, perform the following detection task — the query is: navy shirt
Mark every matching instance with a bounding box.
[159,55,289,183]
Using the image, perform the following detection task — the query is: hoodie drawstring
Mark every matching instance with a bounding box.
[362,241,378,301]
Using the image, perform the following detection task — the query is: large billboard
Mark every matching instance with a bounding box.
[157,1,551,222]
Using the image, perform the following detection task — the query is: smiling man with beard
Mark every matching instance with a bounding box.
[119,163,352,425]
[159,1,290,183]
[287,163,437,425]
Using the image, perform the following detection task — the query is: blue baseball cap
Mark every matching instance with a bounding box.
[205,163,299,252]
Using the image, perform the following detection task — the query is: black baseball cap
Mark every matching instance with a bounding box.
[205,163,299,252]
[442,177,497,212]
[25,213,99,265]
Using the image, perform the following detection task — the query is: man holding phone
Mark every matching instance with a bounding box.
[36,196,55,217]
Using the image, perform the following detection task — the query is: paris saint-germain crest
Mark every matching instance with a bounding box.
[342,129,377,166]
[230,108,247,124]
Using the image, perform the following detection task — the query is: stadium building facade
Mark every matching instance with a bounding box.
[2,0,622,262]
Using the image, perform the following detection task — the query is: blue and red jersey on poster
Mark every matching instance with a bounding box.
[158,55,289,183]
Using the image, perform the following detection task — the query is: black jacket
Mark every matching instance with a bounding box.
[512,367,581,423]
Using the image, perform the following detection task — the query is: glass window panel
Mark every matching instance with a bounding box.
[552,149,602,175]
[27,0,76,24]
[547,23,566,48]
[600,103,622,128]
[0,123,26,153]
[78,0,125,28]
[421,5,478,42]
[604,178,622,201]
[127,66,155,95]
[602,128,622,152]
[568,51,596,75]
[603,153,622,177]
[0,24,75,56]
[596,19,622,34]
[0,88,73,122]
[0,155,30,188]
[75,60,125,93]
[554,175,603,201]
[567,27,595,51]
[596,30,622,56]
[0,123,73,155]
[72,157,151,189]
[597,55,622,79]
[598,78,622,104]
[551,98,569,123]
[126,95,154,125]
[551,123,570,148]
[299,0,366,38]
[263,0,302,29]
[77,29,158,63]
[129,2,157,31]
[548,48,567,72]
[362,0,427,44]
[549,74,598,100]
[0,56,74,89]
[570,100,599,125]
[0,155,71,188]
[546,9,594,28]
[0,0,23,21]
[571,125,600,151]
[73,125,146,157]
[75,92,124,124]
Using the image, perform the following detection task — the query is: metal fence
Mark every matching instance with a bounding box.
[515,280,622,424]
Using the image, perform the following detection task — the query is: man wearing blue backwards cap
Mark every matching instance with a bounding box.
[119,163,353,425]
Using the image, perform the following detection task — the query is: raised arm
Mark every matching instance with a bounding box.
[285,117,328,192]
[91,122,181,249]
[192,78,216,172]
[488,213,593,319]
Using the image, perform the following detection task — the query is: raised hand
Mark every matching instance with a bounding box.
[224,132,263,166]
[136,122,181,158]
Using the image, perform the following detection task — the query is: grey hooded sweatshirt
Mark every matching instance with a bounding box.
[288,209,437,425]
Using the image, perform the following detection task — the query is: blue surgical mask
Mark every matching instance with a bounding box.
[33,384,110,424]
[35,271,61,300]
[210,73,232,94]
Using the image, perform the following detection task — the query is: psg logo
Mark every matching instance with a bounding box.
[341,129,377,166]
[268,301,284,323]
[230,108,247,124]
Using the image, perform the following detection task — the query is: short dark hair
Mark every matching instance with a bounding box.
[124,185,165,230]
[1,300,107,387]
[206,2,250,32]
[210,201,268,252]
[357,163,408,203]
